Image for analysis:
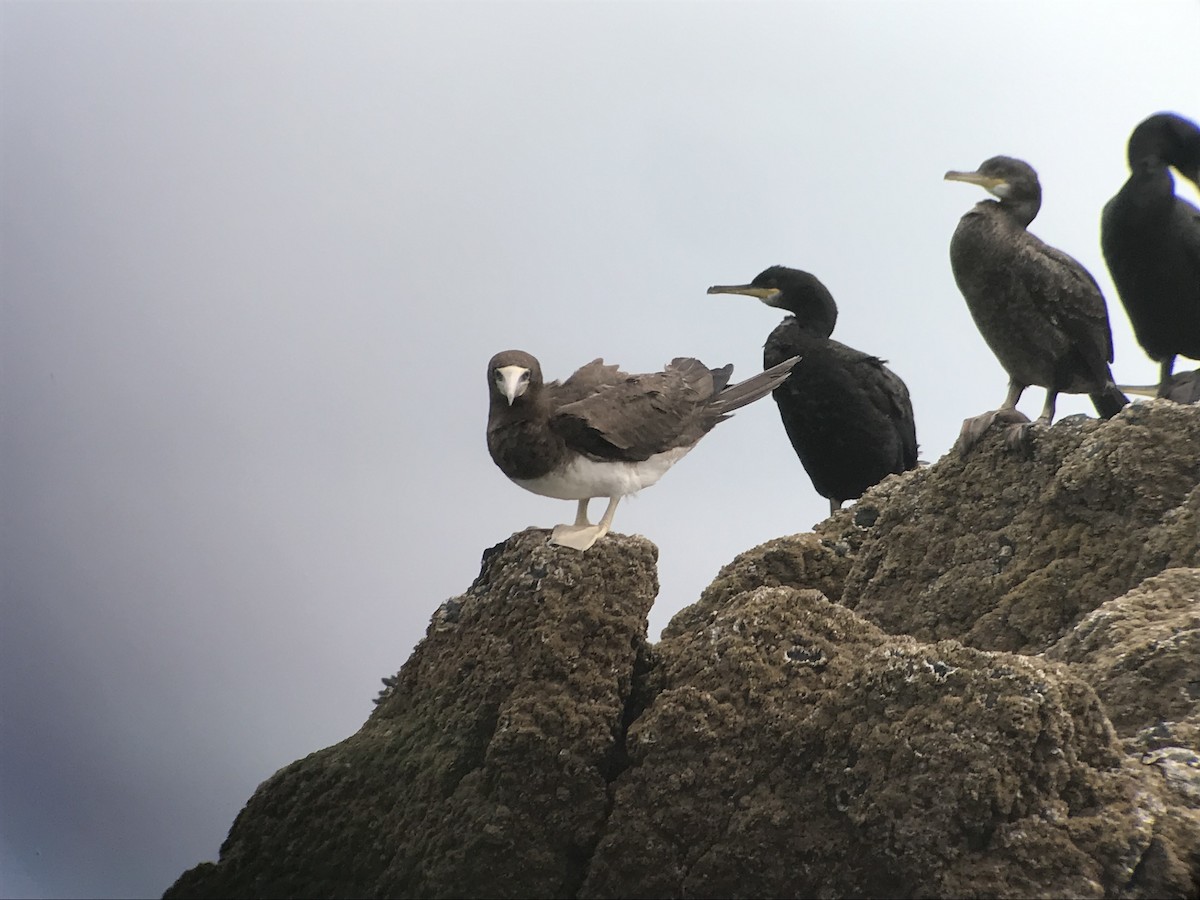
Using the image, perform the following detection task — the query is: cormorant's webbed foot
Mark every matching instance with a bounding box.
[1002,421,1035,456]
[956,408,1031,456]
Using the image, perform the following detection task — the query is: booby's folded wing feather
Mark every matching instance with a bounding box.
[546,358,628,406]
[550,358,719,462]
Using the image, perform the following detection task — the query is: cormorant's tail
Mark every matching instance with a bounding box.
[713,355,801,414]
[1090,383,1129,419]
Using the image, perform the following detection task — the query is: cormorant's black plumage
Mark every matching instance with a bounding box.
[945,156,1128,452]
[485,349,798,550]
[1101,112,1200,397]
[708,266,918,514]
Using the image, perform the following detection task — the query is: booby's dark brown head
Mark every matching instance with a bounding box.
[488,350,543,408]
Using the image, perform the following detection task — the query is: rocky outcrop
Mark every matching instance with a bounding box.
[836,401,1200,653]
[587,587,1191,899]
[166,532,659,899]
[1046,567,1200,740]
[166,401,1200,899]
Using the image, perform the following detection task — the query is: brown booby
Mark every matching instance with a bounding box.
[486,350,799,550]
[707,266,918,515]
[1101,112,1200,398]
[945,155,1128,453]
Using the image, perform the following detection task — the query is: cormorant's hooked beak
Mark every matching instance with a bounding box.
[707,283,784,308]
[945,169,1011,198]
[495,365,530,405]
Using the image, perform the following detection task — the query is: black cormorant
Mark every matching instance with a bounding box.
[1101,112,1200,398]
[486,349,799,550]
[707,266,918,514]
[945,156,1127,452]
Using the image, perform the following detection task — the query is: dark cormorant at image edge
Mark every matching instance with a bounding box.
[1102,111,1200,398]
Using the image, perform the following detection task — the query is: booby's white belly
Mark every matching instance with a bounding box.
[512,446,694,500]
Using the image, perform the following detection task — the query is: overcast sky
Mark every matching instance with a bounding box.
[2,2,1197,897]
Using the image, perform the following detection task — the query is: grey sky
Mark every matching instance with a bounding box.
[2,1,1197,897]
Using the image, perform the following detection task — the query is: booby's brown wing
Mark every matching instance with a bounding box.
[549,358,720,462]
[545,358,629,407]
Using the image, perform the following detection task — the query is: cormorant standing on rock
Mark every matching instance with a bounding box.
[1101,112,1200,399]
[945,156,1127,453]
[708,266,918,515]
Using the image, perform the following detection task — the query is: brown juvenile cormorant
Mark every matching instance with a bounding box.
[707,266,918,514]
[1101,112,1200,398]
[945,156,1127,452]
[486,349,799,550]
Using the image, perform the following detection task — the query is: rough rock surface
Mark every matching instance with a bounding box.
[840,401,1200,653]
[664,532,854,640]
[166,402,1200,899]
[166,530,659,899]
[585,587,1190,899]
[1046,568,1200,739]
[1045,566,1200,820]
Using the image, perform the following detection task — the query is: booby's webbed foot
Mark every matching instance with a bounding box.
[956,408,1031,456]
[550,523,608,552]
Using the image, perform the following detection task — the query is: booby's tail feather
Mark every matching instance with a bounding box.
[712,355,801,414]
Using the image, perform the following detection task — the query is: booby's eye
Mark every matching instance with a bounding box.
[519,370,530,383]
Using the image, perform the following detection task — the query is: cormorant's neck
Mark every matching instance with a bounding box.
[979,196,1038,230]
[782,311,835,342]
[776,280,838,340]
[1126,157,1177,205]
